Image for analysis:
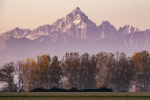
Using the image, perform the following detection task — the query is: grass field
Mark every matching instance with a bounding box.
[0,92,150,100]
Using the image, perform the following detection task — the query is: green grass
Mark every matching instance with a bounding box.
[0,92,150,100]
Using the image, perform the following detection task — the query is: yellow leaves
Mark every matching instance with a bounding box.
[132,53,136,58]
[25,58,30,63]
[19,54,52,90]
[131,51,150,72]
[96,54,100,58]
[37,54,51,74]
[38,54,50,66]
[30,58,36,68]
[20,64,25,71]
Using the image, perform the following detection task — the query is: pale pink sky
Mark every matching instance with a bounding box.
[0,0,150,34]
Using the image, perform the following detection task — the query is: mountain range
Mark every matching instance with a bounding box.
[0,7,150,65]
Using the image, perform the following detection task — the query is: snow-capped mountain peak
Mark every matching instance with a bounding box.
[118,25,140,34]
[3,7,146,41]
[50,7,99,40]
[66,7,88,22]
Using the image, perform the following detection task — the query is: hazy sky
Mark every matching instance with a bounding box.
[1,0,150,34]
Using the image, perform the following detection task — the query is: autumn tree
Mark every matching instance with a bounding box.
[20,58,35,91]
[62,52,80,89]
[15,60,24,91]
[20,54,64,91]
[0,62,17,92]
[110,52,134,92]
[79,53,98,89]
[131,50,150,92]
[87,54,98,89]
[96,52,115,89]
[36,54,51,88]
[47,56,63,88]
[5,51,150,92]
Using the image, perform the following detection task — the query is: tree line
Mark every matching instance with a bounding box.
[0,50,150,92]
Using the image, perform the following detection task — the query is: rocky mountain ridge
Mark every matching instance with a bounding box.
[2,7,144,41]
[0,7,150,65]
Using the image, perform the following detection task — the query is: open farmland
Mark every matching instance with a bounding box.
[0,92,150,100]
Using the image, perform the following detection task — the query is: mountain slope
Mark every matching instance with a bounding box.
[50,7,100,40]
[118,25,140,35]
[111,29,150,49]
[98,21,118,39]
[0,7,150,65]
[2,7,101,40]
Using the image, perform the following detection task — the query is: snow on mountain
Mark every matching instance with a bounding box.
[0,7,150,66]
[50,7,99,40]
[3,7,101,40]
[118,25,140,35]
[110,29,150,49]
[1,7,150,49]
[28,24,52,40]
[4,27,31,38]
